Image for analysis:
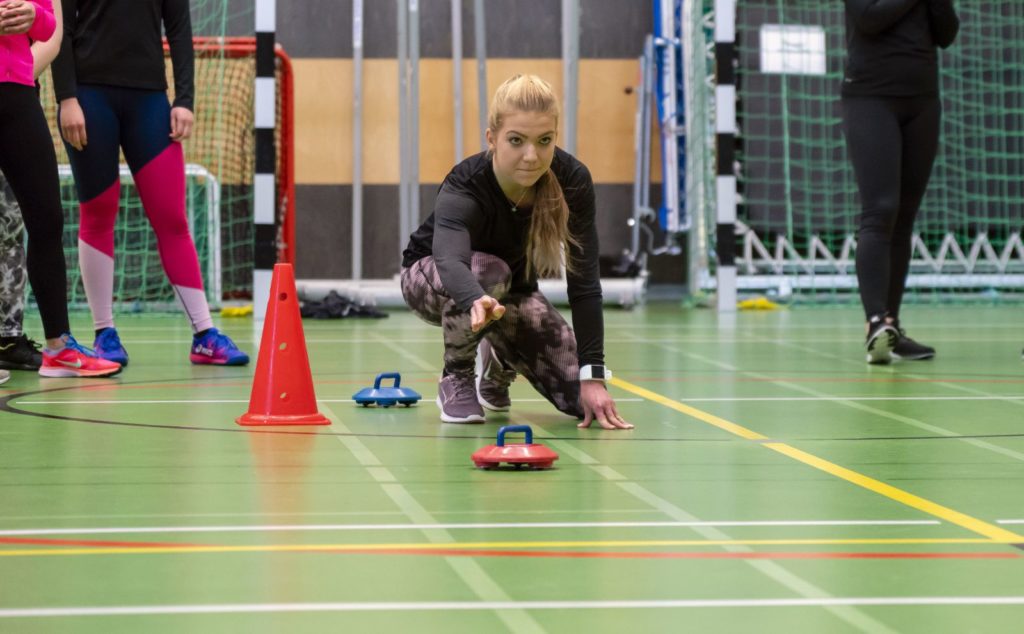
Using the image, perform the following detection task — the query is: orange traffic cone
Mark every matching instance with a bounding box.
[237,263,330,426]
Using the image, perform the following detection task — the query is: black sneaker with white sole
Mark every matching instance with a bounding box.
[865,315,898,365]
[0,334,42,370]
[890,320,935,360]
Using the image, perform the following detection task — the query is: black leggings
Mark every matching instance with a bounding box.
[0,84,69,339]
[841,95,940,320]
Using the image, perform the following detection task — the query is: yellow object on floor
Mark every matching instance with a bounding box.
[737,297,781,310]
[220,305,253,317]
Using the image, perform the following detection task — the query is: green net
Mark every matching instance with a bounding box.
[692,1,1024,302]
[33,3,278,311]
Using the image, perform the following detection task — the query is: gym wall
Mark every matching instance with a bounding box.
[276,0,663,280]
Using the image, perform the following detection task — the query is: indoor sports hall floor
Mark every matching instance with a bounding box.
[0,303,1022,632]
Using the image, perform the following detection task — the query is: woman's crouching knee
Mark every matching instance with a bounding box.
[470,253,511,299]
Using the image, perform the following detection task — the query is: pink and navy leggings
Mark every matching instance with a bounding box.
[60,85,212,332]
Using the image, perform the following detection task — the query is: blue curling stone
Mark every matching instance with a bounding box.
[352,372,421,407]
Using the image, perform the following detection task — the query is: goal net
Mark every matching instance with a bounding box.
[686,1,1024,302]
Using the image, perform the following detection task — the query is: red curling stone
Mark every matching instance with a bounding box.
[472,425,559,470]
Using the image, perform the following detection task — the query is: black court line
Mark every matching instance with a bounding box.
[3,377,1024,444]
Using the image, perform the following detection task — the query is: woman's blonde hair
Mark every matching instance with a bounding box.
[488,74,579,278]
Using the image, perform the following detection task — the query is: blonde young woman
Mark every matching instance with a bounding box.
[401,74,632,429]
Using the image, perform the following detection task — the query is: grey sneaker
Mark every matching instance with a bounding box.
[436,371,486,424]
[475,339,515,412]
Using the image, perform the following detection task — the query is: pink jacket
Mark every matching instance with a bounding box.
[0,0,56,86]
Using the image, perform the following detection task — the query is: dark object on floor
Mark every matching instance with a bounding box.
[300,291,388,319]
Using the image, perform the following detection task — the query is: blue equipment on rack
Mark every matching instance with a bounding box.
[651,0,688,234]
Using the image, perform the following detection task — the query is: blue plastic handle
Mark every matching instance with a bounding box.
[373,372,401,389]
[496,425,532,446]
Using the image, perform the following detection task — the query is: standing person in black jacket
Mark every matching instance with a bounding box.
[841,0,959,364]
[401,74,632,429]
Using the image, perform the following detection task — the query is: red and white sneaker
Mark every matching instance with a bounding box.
[39,334,123,378]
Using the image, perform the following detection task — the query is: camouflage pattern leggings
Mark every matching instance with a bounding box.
[0,176,26,338]
[401,252,583,418]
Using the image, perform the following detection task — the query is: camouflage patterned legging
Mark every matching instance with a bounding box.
[0,176,27,338]
[401,252,583,418]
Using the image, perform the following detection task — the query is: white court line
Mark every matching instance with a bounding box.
[63,336,1024,345]
[0,509,653,522]
[602,322,1024,331]
[303,322,1023,332]
[2,597,1023,618]
[14,399,638,403]
[996,520,1024,525]
[0,519,941,537]
[678,396,1024,403]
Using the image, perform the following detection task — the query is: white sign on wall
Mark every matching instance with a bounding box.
[760,24,826,76]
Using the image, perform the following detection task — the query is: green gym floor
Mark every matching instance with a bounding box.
[0,303,1022,633]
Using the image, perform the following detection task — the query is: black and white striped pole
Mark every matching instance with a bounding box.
[714,0,737,313]
[254,0,277,319]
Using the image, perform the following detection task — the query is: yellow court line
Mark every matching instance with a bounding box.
[610,377,1024,544]
[0,537,1001,558]
[610,378,768,440]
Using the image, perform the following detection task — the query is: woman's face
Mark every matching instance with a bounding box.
[487,110,558,192]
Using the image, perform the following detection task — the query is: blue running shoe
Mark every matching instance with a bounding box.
[190,328,250,366]
[93,328,129,366]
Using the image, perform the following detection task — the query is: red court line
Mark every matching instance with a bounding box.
[2,536,1017,560]
[329,548,1020,560]
[0,537,191,548]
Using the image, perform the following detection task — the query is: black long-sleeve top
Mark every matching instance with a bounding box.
[842,0,959,98]
[402,148,605,366]
[51,0,194,110]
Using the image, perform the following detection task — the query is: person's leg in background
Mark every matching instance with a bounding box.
[842,96,903,364]
[119,88,247,366]
[1,83,120,378]
[0,176,42,371]
[61,85,129,365]
[886,96,941,360]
